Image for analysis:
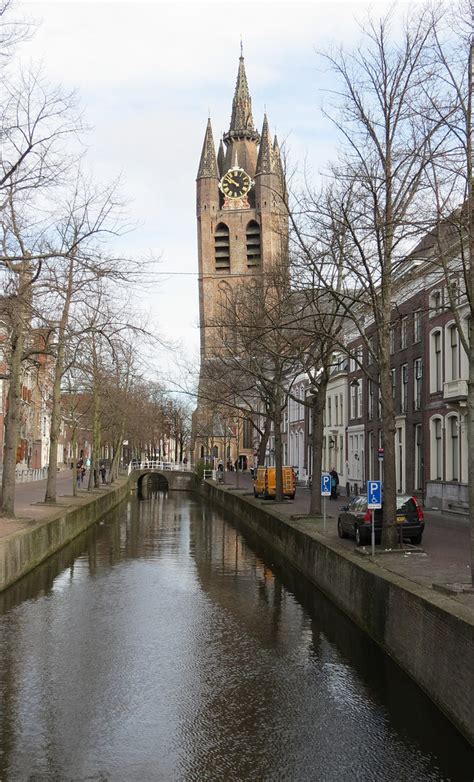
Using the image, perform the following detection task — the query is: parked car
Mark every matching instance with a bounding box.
[337,494,424,546]
[254,466,296,500]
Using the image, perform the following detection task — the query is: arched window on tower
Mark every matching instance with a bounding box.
[214,223,230,271]
[246,220,261,268]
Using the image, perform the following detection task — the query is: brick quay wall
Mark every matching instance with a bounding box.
[199,481,474,746]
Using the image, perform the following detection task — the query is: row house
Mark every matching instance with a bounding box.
[343,251,469,509]
[272,221,469,509]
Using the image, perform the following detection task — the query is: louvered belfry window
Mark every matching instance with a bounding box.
[246,221,261,267]
[214,223,230,271]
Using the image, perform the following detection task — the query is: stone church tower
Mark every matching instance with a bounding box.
[192,53,287,467]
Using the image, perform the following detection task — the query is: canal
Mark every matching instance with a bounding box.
[0,489,473,781]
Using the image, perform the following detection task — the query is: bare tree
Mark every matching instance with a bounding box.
[309,7,446,544]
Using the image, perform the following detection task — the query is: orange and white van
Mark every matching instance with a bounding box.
[253,466,296,500]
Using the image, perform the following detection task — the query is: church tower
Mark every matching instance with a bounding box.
[192,52,287,466]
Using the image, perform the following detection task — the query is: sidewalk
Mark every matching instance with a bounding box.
[0,469,112,539]
[219,471,474,612]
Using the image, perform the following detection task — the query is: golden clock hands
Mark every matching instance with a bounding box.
[226,177,239,186]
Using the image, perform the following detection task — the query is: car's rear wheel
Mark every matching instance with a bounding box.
[263,489,269,500]
[337,519,347,539]
[411,533,422,545]
[253,489,258,498]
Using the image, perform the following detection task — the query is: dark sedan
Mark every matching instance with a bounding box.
[337,494,424,546]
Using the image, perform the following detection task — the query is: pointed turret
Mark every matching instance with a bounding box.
[217,140,225,177]
[224,54,259,144]
[197,118,219,178]
[256,114,274,174]
[273,135,282,172]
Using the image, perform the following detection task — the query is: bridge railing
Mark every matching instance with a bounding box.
[12,467,49,484]
[127,461,193,475]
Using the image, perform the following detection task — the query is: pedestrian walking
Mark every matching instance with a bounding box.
[76,462,83,487]
[329,467,339,500]
[100,464,106,484]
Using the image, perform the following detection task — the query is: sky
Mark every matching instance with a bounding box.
[17,0,405,386]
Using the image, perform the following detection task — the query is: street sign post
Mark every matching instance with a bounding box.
[367,480,382,556]
[321,473,331,496]
[321,473,331,530]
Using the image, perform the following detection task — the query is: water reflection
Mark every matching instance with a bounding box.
[0,491,472,781]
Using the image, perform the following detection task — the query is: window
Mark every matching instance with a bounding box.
[401,364,408,413]
[335,395,339,426]
[449,324,459,380]
[415,424,423,490]
[397,427,404,492]
[449,416,459,481]
[391,368,396,400]
[430,289,442,316]
[401,317,408,349]
[368,379,374,420]
[356,381,362,418]
[389,327,395,354]
[328,397,332,426]
[368,430,374,480]
[414,310,422,343]
[433,418,443,480]
[214,223,230,270]
[340,394,343,424]
[414,358,422,410]
[430,330,443,392]
[246,221,261,268]
[350,384,357,419]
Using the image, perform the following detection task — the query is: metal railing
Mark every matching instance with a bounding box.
[127,461,193,475]
[14,466,49,484]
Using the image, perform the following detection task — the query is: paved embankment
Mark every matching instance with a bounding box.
[199,480,474,746]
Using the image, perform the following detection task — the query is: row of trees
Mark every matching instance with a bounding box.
[0,1,191,516]
[197,2,473,570]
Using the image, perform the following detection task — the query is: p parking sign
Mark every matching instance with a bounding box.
[321,473,331,497]
[367,480,382,509]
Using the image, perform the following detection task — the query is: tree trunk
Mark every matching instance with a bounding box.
[467,38,473,585]
[0,261,30,517]
[257,415,271,466]
[274,389,284,502]
[44,256,74,504]
[109,432,123,483]
[379,339,398,548]
[309,375,328,516]
[71,427,77,497]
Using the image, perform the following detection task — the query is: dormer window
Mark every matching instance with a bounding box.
[214,223,230,271]
[246,220,261,268]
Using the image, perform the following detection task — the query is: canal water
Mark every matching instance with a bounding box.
[0,489,472,782]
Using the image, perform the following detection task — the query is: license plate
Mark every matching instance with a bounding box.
[396,515,405,524]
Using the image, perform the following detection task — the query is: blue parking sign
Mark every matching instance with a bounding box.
[321,473,331,496]
[367,480,382,509]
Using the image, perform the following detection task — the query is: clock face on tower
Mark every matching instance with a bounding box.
[219,166,253,199]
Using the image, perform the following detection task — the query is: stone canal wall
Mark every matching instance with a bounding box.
[0,470,198,593]
[0,478,131,592]
[199,481,474,746]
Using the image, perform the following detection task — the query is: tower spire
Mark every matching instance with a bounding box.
[224,52,259,144]
[256,113,274,174]
[197,118,218,178]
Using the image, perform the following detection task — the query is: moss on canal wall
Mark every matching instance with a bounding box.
[198,481,474,747]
